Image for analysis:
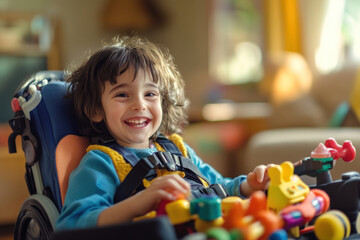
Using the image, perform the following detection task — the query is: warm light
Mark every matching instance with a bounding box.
[202,103,235,121]
[202,102,272,121]
[228,42,263,84]
[214,42,263,85]
[315,0,345,74]
[261,52,312,106]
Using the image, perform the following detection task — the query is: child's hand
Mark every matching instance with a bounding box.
[98,174,190,226]
[240,164,274,197]
[131,174,190,216]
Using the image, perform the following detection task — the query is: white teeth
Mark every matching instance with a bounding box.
[127,119,146,124]
[126,118,148,127]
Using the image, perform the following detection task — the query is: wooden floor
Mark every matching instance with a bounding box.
[0,224,14,240]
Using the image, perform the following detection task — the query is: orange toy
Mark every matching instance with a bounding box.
[223,191,283,240]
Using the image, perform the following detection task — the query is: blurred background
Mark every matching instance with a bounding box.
[1,0,360,238]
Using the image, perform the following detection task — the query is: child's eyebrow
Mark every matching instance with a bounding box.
[109,83,128,94]
[146,83,159,89]
[109,82,159,94]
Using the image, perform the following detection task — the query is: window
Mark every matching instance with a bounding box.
[209,0,263,85]
[312,0,360,74]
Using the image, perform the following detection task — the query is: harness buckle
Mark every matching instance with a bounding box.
[155,152,176,171]
[144,155,162,169]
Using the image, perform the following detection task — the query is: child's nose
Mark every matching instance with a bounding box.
[131,97,146,111]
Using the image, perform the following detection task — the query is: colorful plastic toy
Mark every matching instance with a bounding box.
[266,161,344,238]
[222,191,284,240]
[267,161,310,214]
[314,210,351,240]
[294,138,360,234]
[190,197,224,232]
[313,171,360,234]
[190,197,222,221]
[280,188,330,230]
[221,196,247,218]
[324,138,356,162]
[165,199,193,225]
[294,138,356,185]
[159,138,359,239]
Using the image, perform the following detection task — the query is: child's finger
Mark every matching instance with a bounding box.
[169,174,191,191]
[254,165,266,183]
[152,174,190,194]
[164,174,191,194]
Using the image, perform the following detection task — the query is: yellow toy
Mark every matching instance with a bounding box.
[267,161,309,213]
[221,196,248,217]
[314,210,351,240]
[165,199,193,225]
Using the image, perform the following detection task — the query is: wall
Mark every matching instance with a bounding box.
[0,0,210,110]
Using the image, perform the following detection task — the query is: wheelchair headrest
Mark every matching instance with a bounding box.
[14,71,80,143]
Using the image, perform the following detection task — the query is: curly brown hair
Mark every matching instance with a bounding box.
[66,36,189,139]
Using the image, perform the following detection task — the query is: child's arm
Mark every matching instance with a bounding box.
[56,151,189,230]
[97,174,190,226]
[240,164,274,197]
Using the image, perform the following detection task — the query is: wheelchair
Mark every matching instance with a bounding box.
[8,71,176,240]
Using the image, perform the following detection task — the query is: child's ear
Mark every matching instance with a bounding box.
[92,114,103,123]
[91,110,104,123]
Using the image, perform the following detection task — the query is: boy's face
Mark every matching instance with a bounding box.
[93,67,162,148]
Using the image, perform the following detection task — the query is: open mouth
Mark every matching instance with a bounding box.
[124,118,150,128]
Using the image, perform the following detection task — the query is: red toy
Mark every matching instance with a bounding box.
[324,138,356,162]
[280,188,330,231]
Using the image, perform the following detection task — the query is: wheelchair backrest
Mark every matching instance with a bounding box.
[9,71,89,210]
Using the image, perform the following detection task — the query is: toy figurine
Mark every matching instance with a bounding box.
[267,161,309,214]
[280,188,329,231]
[294,138,356,185]
[293,138,360,234]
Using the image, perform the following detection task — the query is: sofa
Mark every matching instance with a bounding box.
[243,127,360,183]
[242,56,360,184]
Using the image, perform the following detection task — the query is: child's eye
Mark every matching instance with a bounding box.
[115,92,128,98]
[145,91,158,97]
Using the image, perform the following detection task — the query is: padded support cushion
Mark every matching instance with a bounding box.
[55,135,89,204]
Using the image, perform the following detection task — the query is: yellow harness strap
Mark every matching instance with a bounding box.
[86,134,187,188]
[87,134,208,188]
[86,145,131,183]
[167,133,189,158]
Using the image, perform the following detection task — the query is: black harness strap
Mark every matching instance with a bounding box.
[173,155,211,185]
[157,134,211,186]
[110,135,227,203]
[113,154,161,203]
[191,183,229,199]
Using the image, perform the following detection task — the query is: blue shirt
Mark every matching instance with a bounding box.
[55,143,246,230]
